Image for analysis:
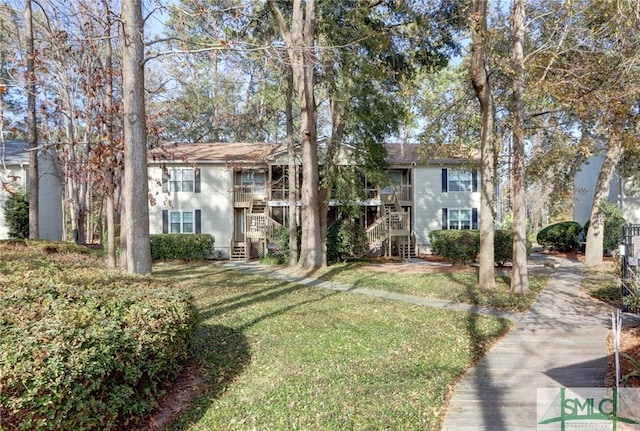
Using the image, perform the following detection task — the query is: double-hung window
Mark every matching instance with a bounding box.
[162,209,201,234]
[442,208,478,230]
[441,168,477,192]
[170,168,194,192]
[162,167,201,193]
[170,211,193,233]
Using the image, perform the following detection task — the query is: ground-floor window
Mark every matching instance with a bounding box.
[170,211,193,233]
[442,208,478,230]
[162,209,201,234]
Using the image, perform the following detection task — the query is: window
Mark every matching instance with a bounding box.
[448,170,472,192]
[442,208,478,230]
[382,171,403,193]
[170,168,194,192]
[170,211,193,233]
[162,167,200,193]
[441,169,477,192]
[241,171,266,194]
[448,209,471,230]
[162,209,201,234]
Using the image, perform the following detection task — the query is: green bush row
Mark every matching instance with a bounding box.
[0,241,198,430]
[428,229,530,266]
[150,234,214,261]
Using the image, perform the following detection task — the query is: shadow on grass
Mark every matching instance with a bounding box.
[162,323,252,430]
[165,268,341,430]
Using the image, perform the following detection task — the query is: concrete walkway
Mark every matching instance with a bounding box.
[224,257,623,430]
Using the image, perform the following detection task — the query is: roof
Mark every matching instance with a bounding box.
[149,142,479,166]
[1,140,29,165]
[149,142,286,164]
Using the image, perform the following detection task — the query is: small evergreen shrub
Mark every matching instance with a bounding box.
[0,242,197,430]
[150,234,214,260]
[327,218,367,264]
[583,200,625,253]
[494,229,532,266]
[3,190,29,239]
[428,230,480,264]
[536,221,583,251]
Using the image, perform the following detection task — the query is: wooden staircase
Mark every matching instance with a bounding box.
[230,245,247,261]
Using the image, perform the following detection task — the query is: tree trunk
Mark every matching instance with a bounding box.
[510,0,529,294]
[286,66,299,267]
[121,0,151,274]
[24,0,38,239]
[584,134,624,267]
[103,0,117,268]
[470,0,495,288]
[268,0,323,269]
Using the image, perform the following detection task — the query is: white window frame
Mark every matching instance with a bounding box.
[168,168,195,192]
[448,169,472,192]
[447,208,472,230]
[170,210,194,233]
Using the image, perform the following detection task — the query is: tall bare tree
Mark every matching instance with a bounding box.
[470,0,495,288]
[510,0,529,294]
[24,0,38,239]
[120,0,151,274]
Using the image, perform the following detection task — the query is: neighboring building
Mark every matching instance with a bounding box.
[148,142,480,260]
[0,140,63,240]
[571,149,640,227]
[573,150,621,226]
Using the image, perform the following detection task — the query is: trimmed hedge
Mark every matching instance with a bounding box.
[0,240,197,430]
[429,229,480,264]
[536,221,583,251]
[429,229,530,266]
[150,234,214,261]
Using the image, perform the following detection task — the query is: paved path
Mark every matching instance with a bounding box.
[441,258,611,431]
[224,257,626,430]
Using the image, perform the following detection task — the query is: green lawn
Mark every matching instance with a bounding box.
[310,262,549,312]
[582,261,621,307]
[155,263,513,430]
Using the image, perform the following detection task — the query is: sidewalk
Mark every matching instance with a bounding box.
[441,258,611,430]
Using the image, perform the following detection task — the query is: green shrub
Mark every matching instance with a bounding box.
[260,252,283,266]
[583,200,625,253]
[536,221,583,251]
[327,218,367,264]
[494,229,532,266]
[428,230,480,264]
[3,190,29,239]
[150,234,214,261]
[0,243,197,430]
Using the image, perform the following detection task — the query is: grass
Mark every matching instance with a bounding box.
[582,260,621,307]
[153,263,513,430]
[309,262,549,312]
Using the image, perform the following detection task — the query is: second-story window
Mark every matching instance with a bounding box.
[170,168,194,192]
[448,170,471,192]
[162,167,201,193]
[241,171,266,194]
[441,168,477,192]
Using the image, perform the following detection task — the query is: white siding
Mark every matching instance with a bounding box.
[148,164,233,257]
[0,150,62,240]
[413,166,481,254]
